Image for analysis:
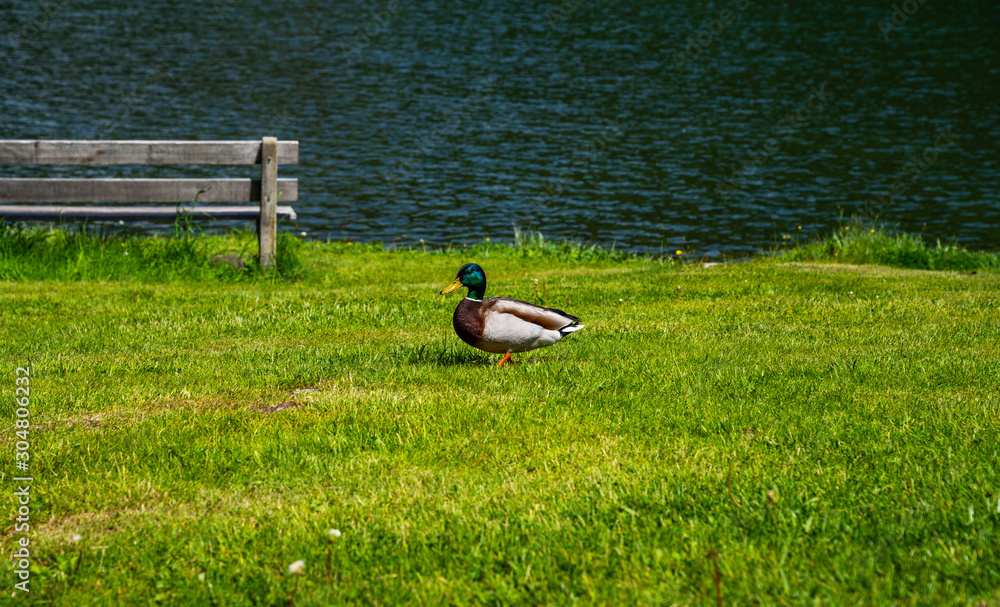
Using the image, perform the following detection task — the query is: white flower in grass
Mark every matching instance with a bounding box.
[72,534,83,543]
[288,560,306,576]
[328,529,341,539]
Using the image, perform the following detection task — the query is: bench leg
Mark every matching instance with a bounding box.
[259,136,278,267]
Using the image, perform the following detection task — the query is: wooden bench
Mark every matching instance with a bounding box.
[0,137,299,267]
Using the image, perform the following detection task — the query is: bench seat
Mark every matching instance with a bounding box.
[0,205,297,221]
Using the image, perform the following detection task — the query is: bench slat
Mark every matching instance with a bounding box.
[0,178,298,203]
[0,205,297,221]
[0,140,299,165]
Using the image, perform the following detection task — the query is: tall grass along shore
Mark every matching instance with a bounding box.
[1,223,998,605]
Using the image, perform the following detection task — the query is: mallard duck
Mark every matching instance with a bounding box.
[439,263,584,367]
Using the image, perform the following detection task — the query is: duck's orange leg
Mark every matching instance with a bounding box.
[497,352,512,367]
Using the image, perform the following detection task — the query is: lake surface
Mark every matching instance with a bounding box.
[2,0,998,255]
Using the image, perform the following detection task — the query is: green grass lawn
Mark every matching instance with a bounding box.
[1,233,999,605]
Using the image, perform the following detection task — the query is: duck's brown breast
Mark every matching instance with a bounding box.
[453,298,485,348]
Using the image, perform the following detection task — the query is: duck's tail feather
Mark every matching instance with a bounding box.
[559,323,585,336]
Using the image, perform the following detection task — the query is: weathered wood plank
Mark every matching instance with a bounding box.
[0,140,299,165]
[258,137,279,268]
[0,205,297,220]
[0,178,298,203]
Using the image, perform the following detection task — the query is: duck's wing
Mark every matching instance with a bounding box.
[482,297,582,331]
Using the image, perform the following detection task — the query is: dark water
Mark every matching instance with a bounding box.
[2,0,998,255]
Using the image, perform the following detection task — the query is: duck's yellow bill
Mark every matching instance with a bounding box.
[440,277,462,295]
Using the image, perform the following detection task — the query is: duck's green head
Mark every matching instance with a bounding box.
[440,263,487,300]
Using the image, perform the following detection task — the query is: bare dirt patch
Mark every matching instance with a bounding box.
[252,401,306,414]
